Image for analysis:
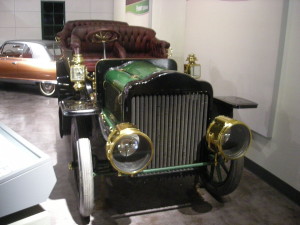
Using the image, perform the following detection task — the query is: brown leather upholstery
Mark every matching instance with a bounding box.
[117,25,170,58]
[57,20,170,72]
[56,20,128,49]
[69,25,127,71]
[70,26,123,55]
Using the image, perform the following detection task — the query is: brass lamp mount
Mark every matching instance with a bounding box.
[70,54,87,92]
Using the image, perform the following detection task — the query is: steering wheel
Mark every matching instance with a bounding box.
[86,29,120,59]
[86,29,120,44]
[3,49,14,56]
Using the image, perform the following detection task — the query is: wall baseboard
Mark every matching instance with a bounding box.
[244,157,300,206]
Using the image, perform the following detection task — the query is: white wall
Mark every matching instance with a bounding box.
[114,0,186,71]
[184,0,286,138]
[0,0,114,44]
[65,0,113,21]
[151,0,186,72]
[247,0,300,192]
[185,0,300,192]
[113,0,126,22]
[0,0,41,44]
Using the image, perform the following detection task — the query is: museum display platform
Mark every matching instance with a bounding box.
[0,122,56,218]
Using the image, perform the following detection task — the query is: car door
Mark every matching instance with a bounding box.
[16,43,56,81]
[15,44,38,80]
[0,43,24,79]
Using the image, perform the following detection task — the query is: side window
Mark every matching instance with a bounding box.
[41,1,65,40]
[22,45,33,58]
[46,43,62,60]
[1,44,24,57]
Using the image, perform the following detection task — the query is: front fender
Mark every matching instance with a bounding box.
[212,96,258,118]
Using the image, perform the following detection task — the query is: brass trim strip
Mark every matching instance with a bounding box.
[141,162,212,174]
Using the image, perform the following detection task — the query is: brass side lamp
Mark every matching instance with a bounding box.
[184,54,201,79]
[70,54,87,91]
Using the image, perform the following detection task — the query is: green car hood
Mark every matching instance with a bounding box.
[104,61,164,91]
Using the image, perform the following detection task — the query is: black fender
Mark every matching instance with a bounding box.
[212,96,258,118]
[56,59,74,102]
[59,107,71,137]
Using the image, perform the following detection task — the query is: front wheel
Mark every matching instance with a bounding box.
[71,118,94,218]
[199,154,244,196]
[74,139,94,217]
[39,83,56,97]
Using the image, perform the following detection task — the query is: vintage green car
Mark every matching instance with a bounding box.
[56,20,257,218]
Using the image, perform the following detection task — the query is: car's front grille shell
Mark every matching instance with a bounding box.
[131,92,209,169]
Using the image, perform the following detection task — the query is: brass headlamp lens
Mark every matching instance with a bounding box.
[106,123,153,175]
[206,116,251,160]
[117,134,139,157]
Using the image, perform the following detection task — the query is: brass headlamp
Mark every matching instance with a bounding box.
[106,123,154,175]
[70,54,87,91]
[206,116,251,160]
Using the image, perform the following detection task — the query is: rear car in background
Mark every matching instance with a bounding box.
[0,40,62,97]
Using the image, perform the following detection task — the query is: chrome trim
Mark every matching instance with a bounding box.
[59,100,99,116]
[0,78,57,85]
[40,80,57,84]
[131,92,209,169]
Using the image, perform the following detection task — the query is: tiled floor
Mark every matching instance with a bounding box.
[0,83,299,225]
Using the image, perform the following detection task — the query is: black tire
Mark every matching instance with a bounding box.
[199,154,244,196]
[39,83,56,97]
[71,118,94,218]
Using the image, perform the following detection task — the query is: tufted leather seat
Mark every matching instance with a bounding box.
[57,20,170,72]
[56,20,128,49]
[69,25,127,71]
[117,25,169,58]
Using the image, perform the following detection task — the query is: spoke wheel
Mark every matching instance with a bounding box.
[200,154,244,196]
[86,29,120,44]
[39,83,56,97]
[71,119,94,218]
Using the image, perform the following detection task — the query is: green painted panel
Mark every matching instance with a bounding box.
[126,0,149,15]
[105,70,136,91]
[121,61,164,78]
[105,61,164,91]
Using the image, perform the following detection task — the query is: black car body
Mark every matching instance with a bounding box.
[56,22,257,219]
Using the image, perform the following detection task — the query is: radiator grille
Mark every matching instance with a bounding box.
[131,93,209,169]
